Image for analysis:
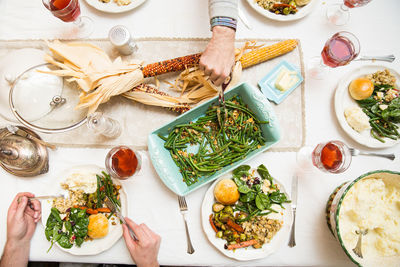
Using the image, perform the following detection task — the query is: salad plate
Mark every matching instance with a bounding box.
[201,166,292,261]
[334,65,400,148]
[85,0,147,13]
[41,164,128,255]
[246,0,319,22]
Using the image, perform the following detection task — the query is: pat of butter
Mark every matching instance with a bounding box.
[275,67,299,91]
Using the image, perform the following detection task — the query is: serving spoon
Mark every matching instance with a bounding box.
[353,228,368,258]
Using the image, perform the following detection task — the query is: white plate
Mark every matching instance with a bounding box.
[85,0,146,13]
[201,172,292,261]
[41,164,128,255]
[334,65,400,148]
[246,0,319,22]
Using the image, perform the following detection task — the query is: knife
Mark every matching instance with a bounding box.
[104,196,139,241]
[288,174,298,247]
[238,8,252,30]
[6,125,57,150]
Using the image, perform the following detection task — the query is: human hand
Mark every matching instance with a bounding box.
[122,217,161,267]
[200,26,236,86]
[7,192,41,245]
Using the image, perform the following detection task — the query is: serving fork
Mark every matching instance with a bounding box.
[178,196,195,254]
[349,148,395,160]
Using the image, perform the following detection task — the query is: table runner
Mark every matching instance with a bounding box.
[0,38,305,151]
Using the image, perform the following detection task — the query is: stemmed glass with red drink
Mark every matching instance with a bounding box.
[42,0,94,38]
[297,140,352,174]
[308,31,360,79]
[326,0,373,26]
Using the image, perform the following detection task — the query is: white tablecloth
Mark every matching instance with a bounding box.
[0,0,399,266]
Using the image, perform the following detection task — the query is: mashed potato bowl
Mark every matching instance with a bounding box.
[326,170,400,267]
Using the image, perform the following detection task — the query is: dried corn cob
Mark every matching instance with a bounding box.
[142,53,201,77]
[239,39,298,69]
[123,84,190,113]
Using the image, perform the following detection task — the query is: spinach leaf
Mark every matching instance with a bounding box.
[238,185,251,194]
[356,96,377,108]
[58,235,73,249]
[65,221,72,236]
[269,191,290,204]
[255,193,270,210]
[239,191,255,203]
[50,208,62,224]
[257,164,273,184]
[253,183,262,193]
[233,176,245,187]
[232,165,250,178]
[75,236,84,247]
[73,217,89,238]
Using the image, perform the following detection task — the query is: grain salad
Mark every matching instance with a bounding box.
[243,216,283,246]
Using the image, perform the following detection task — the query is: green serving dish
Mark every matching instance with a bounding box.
[148,82,281,196]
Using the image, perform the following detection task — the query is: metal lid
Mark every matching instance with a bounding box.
[9,63,88,133]
[0,126,49,177]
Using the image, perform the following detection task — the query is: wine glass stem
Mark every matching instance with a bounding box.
[340,3,349,12]
[73,16,83,27]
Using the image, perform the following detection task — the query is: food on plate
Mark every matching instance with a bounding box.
[353,69,400,142]
[214,179,240,205]
[339,174,400,265]
[274,67,299,91]
[45,171,122,250]
[88,214,109,239]
[158,95,268,186]
[344,106,371,132]
[348,77,374,100]
[209,164,290,250]
[98,0,131,6]
[255,0,311,15]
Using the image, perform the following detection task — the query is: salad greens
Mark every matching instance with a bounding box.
[357,83,400,142]
[232,164,290,222]
[45,207,89,252]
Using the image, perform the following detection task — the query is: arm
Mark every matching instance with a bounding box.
[0,193,41,267]
[200,0,238,86]
[122,217,161,267]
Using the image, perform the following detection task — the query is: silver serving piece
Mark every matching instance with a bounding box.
[288,174,298,247]
[0,126,49,177]
[353,228,369,258]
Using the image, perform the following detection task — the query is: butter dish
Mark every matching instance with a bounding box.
[258,60,303,104]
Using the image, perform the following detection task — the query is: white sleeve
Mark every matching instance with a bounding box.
[209,0,239,20]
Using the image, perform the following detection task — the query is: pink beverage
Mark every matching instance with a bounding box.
[321,32,359,68]
[45,0,81,22]
[343,0,372,8]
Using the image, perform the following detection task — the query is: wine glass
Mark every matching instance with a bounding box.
[42,0,94,38]
[308,31,360,79]
[326,0,373,26]
[297,141,352,174]
[105,146,142,180]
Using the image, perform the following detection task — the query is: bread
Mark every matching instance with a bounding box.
[348,78,374,100]
[214,179,240,205]
[88,213,109,239]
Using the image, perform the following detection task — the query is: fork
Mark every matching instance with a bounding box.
[178,196,195,254]
[349,148,395,160]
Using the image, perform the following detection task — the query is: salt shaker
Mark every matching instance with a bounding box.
[109,25,138,56]
[87,112,121,139]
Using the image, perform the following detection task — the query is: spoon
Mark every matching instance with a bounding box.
[353,229,368,258]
